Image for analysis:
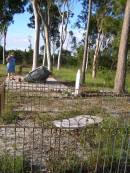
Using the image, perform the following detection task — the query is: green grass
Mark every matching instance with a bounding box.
[53,67,115,90]
[53,67,78,81]
[0,154,23,173]
[0,64,6,76]
[0,64,31,81]
[53,67,130,92]
[1,64,130,92]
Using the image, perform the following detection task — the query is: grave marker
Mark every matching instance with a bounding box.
[75,69,80,96]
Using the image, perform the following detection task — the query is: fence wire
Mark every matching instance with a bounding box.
[0,81,130,173]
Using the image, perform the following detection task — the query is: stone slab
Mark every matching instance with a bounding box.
[53,115,102,129]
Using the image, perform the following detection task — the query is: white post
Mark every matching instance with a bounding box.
[75,69,80,96]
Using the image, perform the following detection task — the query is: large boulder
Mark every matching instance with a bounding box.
[24,66,51,83]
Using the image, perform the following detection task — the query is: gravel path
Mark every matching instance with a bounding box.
[5,75,68,91]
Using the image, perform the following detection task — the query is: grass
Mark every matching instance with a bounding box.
[1,64,130,92]
[0,64,31,78]
[53,67,115,91]
[0,154,23,173]
[1,65,130,173]
[53,67,78,81]
[53,66,130,92]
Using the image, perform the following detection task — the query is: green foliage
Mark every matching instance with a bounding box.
[73,45,84,66]
[28,1,61,51]
[0,154,23,173]
[6,49,33,65]
[101,16,121,34]
[0,0,27,33]
[112,0,127,15]
[0,105,19,124]
[54,49,76,67]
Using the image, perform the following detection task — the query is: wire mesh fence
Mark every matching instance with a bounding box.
[0,121,130,173]
[0,81,130,172]
[0,82,5,115]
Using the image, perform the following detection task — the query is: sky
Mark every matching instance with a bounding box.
[5,1,82,51]
[6,12,34,50]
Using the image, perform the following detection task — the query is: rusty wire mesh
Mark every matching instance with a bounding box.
[0,81,130,173]
[0,82,5,115]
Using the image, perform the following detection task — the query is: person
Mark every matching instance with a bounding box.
[6,53,16,80]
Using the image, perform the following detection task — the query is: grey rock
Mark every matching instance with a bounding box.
[24,66,51,83]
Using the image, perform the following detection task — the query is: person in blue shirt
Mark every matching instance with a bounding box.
[6,52,16,80]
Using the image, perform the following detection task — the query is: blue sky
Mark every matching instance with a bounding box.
[6,1,82,51]
[6,12,34,50]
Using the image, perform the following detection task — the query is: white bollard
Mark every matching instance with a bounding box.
[75,69,80,96]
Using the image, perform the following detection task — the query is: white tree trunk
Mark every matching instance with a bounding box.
[57,43,62,70]
[52,42,55,66]
[37,2,51,71]
[41,32,46,66]
[81,0,92,84]
[31,0,40,71]
[85,46,89,71]
[57,14,64,70]
[92,32,103,79]
[43,47,46,66]
[3,30,6,65]
[44,25,51,71]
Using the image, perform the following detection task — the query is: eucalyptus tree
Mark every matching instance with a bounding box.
[0,0,27,64]
[40,3,60,67]
[91,0,115,78]
[76,0,123,82]
[114,0,130,93]
[36,1,52,71]
[91,14,117,78]
[49,3,60,67]
[76,0,100,83]
[56,0,73,70]
[68,31,77,51]
[29,0,60,71]
[91,0,128,79]
[30,0,40,70]
[81,0,92,84]
[2,25,8,65]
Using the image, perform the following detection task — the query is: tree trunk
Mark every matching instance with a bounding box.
[37,3,52,71]
[52,42,55,66]
[85,46,89,71]
[44,24,51,71]
[57,14,64,70]
[3,30,7,65]
[114,0,130,93]
[43,46,46,66]
[81,0,92,84]
[31,0,40,71]
[57,43,62,70]
[41,32,46,66]
[92,32,102,79]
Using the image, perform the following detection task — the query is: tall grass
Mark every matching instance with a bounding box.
[53,67,115,90]
[1,64,130,92]
[53,67,130,92]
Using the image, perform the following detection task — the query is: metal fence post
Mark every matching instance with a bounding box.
[0,94,1,115]
[0,82,5,115]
